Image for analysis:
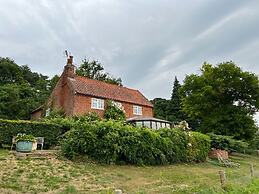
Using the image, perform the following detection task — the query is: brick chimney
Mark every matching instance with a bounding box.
[63,56,75,78]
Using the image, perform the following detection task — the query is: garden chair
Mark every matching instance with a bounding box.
[217,153,240,168]
[36,137,44,150]
[10,137,16,150]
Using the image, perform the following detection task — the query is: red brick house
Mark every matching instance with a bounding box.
[31,56,153,119]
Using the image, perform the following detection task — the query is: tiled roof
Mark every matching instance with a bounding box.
[68,76,153,107]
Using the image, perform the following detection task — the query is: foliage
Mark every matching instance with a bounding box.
[0,119,64,148]
[60,120,210,165]
[151,77,193,127]
[151,98,170,120]
[0,57,24,84]
[174,120,191,131]
[168,76,186,122]
[42,112,101,133]
[15,133,36,143]
[0,84,38,119]
[248,133,259,150]
[76,59,122,86]
[104,101,126,121]
[223,179,259,193]
[45,108,65,119]
[0,57,59,120]
[72,112,101,122]
[207,133,248,153]
[180,62,259,140]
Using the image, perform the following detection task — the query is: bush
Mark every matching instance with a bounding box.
[104,101,126,121]
[0,119,64,148]
[207,133,248,153]
[61,120,210,165]
[249,134,259,150]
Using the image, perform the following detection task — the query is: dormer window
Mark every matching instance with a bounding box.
[91,98,104,110]
[133,105,142,115]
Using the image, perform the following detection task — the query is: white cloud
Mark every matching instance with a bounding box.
[0,0,258,123]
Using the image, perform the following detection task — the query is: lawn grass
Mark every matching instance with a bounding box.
[0,149,259,193]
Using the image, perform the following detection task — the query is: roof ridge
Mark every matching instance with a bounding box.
[76,75,139,91]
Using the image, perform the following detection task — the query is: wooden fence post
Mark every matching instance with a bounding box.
[250,163,254,178]
[115,189,122,194]
[219,170,226,188]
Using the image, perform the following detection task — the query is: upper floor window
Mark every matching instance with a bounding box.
[91,98,104,110]
[133,105,142,115]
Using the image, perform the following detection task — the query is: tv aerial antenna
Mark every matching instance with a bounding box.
[64,50,72,58]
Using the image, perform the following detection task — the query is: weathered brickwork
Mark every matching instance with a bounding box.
[31,56,153,119]
[73,94,153,118]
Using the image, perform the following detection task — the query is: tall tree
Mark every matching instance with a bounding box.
[0,57,57,120]
[0,83,39,119]
[167,76,185,123]
[76,59,122,86]
[152,77,188,125]
[151,98,170,120]
[0,57,23,85]
[180,62,259,140]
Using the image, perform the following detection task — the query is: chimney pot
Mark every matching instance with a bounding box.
[67,56,73,65]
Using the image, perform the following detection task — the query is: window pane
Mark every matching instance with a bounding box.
[133,105,142,115]
[136,121,142,127]
[91,98,104,110]
[152,121,156,129]
[144,121,151,128]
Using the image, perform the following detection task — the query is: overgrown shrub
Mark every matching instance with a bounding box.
[249,134,259,150]
[0,119,64,148]
[207,133,248,153]
[104,101,126,121]
[43,112,101,132]
[61,120,210,165]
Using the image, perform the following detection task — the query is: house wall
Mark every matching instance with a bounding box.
[49,77,75,117]
[73,94,153,118]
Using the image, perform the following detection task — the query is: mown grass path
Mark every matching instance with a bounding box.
[0,149,259,193]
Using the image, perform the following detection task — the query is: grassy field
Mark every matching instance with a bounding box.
[0,149,259,194]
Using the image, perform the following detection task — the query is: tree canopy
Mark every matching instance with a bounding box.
[76,59,122,86]
[180,62,259,140]
[0,57,59,120]
[151,76,187,124]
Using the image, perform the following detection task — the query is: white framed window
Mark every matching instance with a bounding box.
[133,105,142,115]
[91,98,104,110]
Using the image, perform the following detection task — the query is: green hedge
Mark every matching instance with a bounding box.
[61,120,211,165]
[0,119,65,148]
[207,132,248,153]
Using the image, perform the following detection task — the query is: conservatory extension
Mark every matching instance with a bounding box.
[126,117,172,130]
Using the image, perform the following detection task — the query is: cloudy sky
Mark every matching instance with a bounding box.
[0,0,259,118]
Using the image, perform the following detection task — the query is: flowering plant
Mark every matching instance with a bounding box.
[15,133,36,143]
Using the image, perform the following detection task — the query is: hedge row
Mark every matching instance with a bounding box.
[61,120,211,165]
[207,132,248,153]
[0,119,65,148]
